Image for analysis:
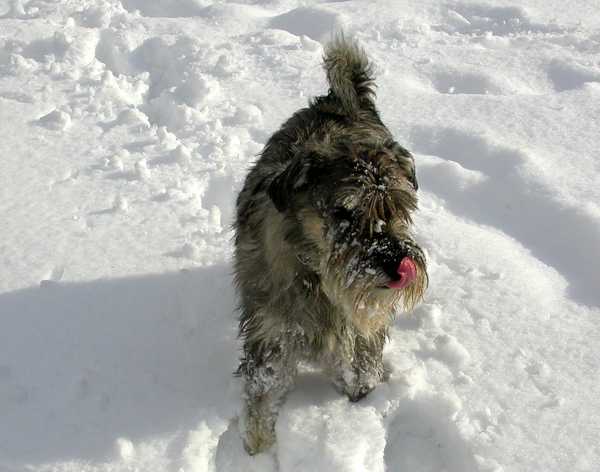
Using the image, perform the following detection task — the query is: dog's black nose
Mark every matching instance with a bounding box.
[372,243,403,281]
[381,258,401,281]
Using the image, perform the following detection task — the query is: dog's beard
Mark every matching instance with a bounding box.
[319,242,428,336]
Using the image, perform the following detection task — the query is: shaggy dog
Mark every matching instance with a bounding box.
[233,36,428,455]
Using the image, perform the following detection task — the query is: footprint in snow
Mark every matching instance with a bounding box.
[514,350,562,407]
[384,393,480,472]
[546,58,600,92]
[438,3,563,36]
[430,69,508,95]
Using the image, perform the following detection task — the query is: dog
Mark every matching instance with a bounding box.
[233,36,428,455]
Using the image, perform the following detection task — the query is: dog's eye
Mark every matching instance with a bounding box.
[331,207,353,221]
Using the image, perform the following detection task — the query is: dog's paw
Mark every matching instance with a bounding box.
[242,430,275,456]
[345,383,376,402]
[332,366,384,402]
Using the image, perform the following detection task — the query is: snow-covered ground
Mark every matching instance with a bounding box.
[1,1,599,471]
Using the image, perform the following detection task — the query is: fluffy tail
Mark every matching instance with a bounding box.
[323,35,376,115]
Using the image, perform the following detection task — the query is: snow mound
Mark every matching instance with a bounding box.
[35,109,72,130]
[411,126,600,306]
[270,7,345,42]
[277,383,386,472]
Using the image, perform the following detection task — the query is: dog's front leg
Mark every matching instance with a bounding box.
[330,329,387,402]
[239,339,298,455]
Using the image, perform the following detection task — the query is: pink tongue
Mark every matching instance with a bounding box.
[387,257,417,289]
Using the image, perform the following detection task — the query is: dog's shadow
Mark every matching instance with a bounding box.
[0,265,239,466]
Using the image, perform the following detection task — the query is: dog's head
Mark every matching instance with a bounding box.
[267,137,428,323]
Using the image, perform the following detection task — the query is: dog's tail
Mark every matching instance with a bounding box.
[323,35,376,115]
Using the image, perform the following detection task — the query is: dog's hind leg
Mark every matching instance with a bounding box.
[238,334,299,455]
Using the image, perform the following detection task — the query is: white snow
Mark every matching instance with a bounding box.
[1,1,599,471]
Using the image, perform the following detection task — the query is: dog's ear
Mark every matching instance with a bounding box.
[388,140,419,191]
[267,156,311,212]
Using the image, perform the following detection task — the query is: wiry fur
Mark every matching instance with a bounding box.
[234,36,428,455]
[323,35,376,116]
